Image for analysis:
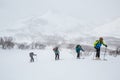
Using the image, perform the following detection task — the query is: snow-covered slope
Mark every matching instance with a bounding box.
[0,11,120,44]
[0,48,120,80]
[91,18,120,38]
[0,11,93,42]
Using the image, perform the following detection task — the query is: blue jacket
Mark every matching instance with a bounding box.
[76,45,84,53]
[53,47,59,54]
[94,40,106,49]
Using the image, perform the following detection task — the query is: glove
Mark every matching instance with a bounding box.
[105,45,107,47]
[94,47,97,49]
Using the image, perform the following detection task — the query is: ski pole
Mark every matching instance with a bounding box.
[103,47,107,60]
[92,49,96,60]
[81,51,85,59]
[35,54,38,62]
[93,51,96,59]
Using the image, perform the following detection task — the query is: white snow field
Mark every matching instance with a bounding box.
[0,47,120,80]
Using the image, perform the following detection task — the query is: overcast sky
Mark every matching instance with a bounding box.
[0,0,120,28]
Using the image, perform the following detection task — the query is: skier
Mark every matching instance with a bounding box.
[29,52,37,62]
[53,47,60,60]
[94,37,107,59]
[75,44,84,59]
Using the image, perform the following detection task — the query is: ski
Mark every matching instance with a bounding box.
[92,58,107,61]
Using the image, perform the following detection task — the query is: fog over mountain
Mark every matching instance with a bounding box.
[0,11,120,49]
[91,18,120,38]
[0,0,120,48]
[0,11,93,41]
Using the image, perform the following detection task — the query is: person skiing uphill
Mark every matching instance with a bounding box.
[75,44,84,59]
[53,47,60,60]
[29,52,37,62]
[94,37,107,59]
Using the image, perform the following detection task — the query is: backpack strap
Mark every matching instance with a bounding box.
[94,40,99,47]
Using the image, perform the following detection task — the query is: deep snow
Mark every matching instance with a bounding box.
[0,47,120,80]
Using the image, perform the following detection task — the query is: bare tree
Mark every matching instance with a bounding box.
[0,37,15,49]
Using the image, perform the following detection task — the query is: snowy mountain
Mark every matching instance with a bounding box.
[91,18,120,38]
[0,11,120,47]
[0,11,93,42]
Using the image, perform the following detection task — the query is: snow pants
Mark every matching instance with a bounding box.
[55,54,59,60]
[77,52,80,59]
[30,56,34,62]
[96,48,100,58]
